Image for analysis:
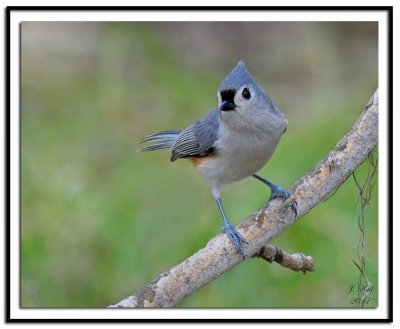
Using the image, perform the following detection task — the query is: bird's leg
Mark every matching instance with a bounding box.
[215,197,248,258]
[253,174,298,217]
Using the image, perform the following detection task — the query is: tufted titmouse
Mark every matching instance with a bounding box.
[140,61,297,257]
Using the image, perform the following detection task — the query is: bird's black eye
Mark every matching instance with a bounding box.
[242,88,251,99]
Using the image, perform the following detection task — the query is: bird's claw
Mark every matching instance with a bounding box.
[268,183,298,218]
[268,184,290,201]
[223,222,248,258]
[290,200,298,218]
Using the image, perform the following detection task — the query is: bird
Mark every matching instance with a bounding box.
[140,61,297,257]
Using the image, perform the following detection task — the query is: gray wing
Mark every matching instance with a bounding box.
[170,109,220,161]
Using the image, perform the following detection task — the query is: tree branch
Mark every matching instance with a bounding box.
[109,89,378,308]
[254,244,314,273]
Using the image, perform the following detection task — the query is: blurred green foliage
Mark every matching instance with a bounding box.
[21,22,378,308]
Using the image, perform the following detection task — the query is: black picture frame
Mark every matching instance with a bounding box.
[5,5,393,323]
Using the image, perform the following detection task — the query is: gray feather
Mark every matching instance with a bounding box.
[218,61,255,92]
[139,130,180,152]
[219,61,275,109]
[170,109,220,161]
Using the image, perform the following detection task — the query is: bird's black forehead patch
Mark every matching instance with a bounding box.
[220,89,236,102]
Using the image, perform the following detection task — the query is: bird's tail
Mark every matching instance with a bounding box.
[139,130,181,152]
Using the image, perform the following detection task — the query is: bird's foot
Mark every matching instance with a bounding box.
[268,182,298,217]
[223,222,248,258]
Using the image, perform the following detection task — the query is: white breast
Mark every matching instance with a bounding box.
[195,121,281,191]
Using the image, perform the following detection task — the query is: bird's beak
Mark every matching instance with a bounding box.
[219,100,235,111]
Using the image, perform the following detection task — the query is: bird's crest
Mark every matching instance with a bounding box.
[218,61,256,92]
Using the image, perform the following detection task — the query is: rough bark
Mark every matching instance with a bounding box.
[109,90,378,308]
[254,244,314,273]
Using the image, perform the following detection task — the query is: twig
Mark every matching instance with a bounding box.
[109,89,378,308]
[254,244,314,273]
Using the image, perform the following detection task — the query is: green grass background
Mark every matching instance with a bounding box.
[21,21,378,307]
